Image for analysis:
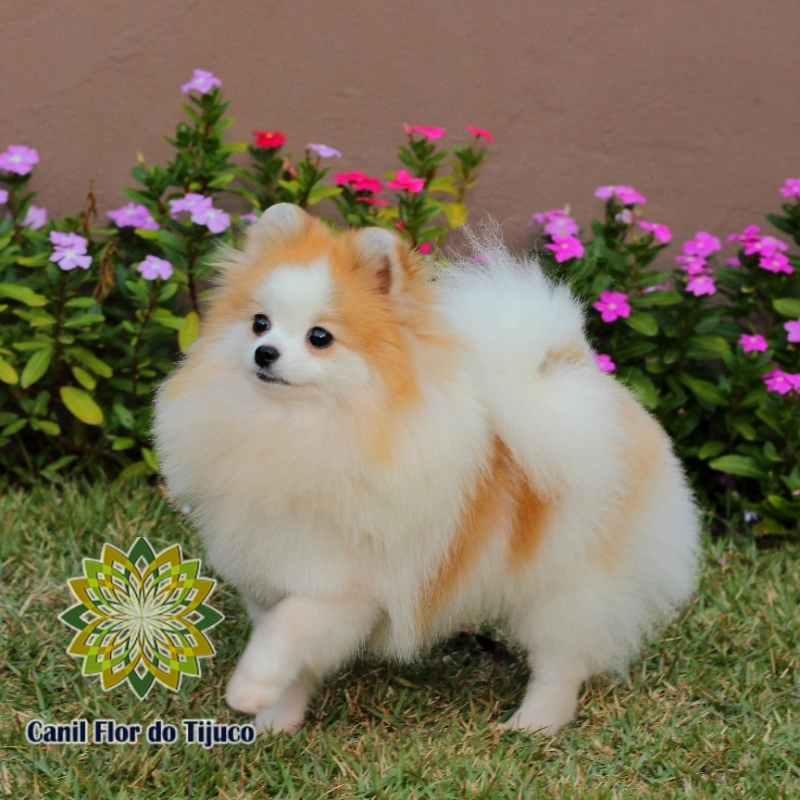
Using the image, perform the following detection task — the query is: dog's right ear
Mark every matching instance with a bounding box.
[243,203,311,258]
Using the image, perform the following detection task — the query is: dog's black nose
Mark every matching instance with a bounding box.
[254,345,280,368]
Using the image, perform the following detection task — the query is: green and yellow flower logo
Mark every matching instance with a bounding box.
[59,538,223,699]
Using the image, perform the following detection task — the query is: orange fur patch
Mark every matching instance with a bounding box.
[541,344,589,373]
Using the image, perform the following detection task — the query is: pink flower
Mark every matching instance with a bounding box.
[355,196,388,206]
[592,291,631,322]
[240,211,258,224]
[107,202,159,230]
[544,216,579,237]
[594,353,616,372]
[48,231,91,271]
[675,254,710,275]
[637,220,672,243]
[137,255,173,280]
[386,170,425,193]
[615,209,634,224]
[743,235,788,258]
[726,257,741,267]
[640,284,669,294]
[23,205,47,230]
[252,130,286,149]
[727,224,761,244]
[531,208,569,225]
[192,205,230,234]
[594,185,646,205]
[0,145,39,176]
[759,252,793,274]
[466,125,492,142]
[544,235,585,263]
[685,275,716,296]
[738,333,768,353]
[169,193,212,218]
[683,232,721,257]
[335,171,383,193]
[784,319,800,343]
[181,69,221,94]
[0,190,7,204]
[308,143,341,158]
[779,178,800,198]
[763,369,800,395]
[417,242,433,254]
[403,124,445,140]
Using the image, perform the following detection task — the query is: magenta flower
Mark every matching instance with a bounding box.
[386,170,425,193]
[137,255,173,281]
[531,208,568,225]
[685,275,716,296]
[743,235,788,258]
[784,319,800,343]
[762,369,800,395]
[0,145,39,176]
[403,124,445,140]
[594,353,616,372]
[107,202,159,230]
[683,232,721,257]
[675,254,710,275]
[759,252,793,275]
[727,225,761,244]
[335,171,383,193]
[466,125,492,142]
[592,291,631,323]
[192,205,230,234]
[169,193,212,218]
[594,185,646,205]
[49,231,91,271]
[726,257,741,267]
[181,69,221,94]
[417,242,433,255]
[308,143,342,158]
[240,211,258,224]
[544,235,585,263]
[637,220,672,243]
[738,334,768,353]
[779,178,800,198]
[0,189,7,204]
[544,216,579,237]
[23,205,47,230]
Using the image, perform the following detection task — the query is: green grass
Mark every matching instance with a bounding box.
[1,480,798,799]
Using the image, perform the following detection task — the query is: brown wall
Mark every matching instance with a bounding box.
[2,1,798,251]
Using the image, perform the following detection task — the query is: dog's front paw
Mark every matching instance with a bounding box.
[225,668,286,715]
[252,675,316,735]
[497,687,578,735]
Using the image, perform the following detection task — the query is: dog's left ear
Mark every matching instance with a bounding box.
[354,227,415,295]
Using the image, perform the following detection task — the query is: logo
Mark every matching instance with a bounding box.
[60,538,223,699]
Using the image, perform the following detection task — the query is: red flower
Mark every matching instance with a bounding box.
[335,171,383,194]
[253,130,286,149]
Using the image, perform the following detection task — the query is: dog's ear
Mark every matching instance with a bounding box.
[244,203,311,257]
[353,227,415,295]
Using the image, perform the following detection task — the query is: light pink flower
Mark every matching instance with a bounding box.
[544,216,579,237]
[169,193,212,218]
[759,252,793,274]
[675,254,710,275]
[386,170,425,193]
[726,257,741,267]
[784,319,800,343]
[685,275,716,296]
[594,185,646,205]
[240,212,258,224]
[107,202,159,230]
[779,178,800,198]
[23,205,47,230]
[592,291,631,322]
[544,235,584,263]
[417,242,433,254]
[466,125,492,142]
[683,232,721,257]
[738,333,768,353]
[49,231,86,249]
[192,205,230,233]
[403,124,445,140]
[531,208,569,225]
[137,255,173,280]
[615,209,634,224]
[335,171,383,193]
[0,189,7,204]
[0,145,39,176]
[308,143,342,158]
[763,369,800,395]
[49,231,91,271]
[637,220,672,243]
[594,353,616,372]
[640,284,669,294]
[181,69,221,94]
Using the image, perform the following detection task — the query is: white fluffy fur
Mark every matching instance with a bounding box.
[154,227,700,735]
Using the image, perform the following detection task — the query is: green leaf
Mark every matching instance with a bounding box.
[686,336,730,360]
[111,437,136,451]
[71,366,97,390]
[772,298,800,318]
[733,420,757,441]
[306,185,342,206]
[632,290,682,307]
[680,375,727,407]
[20,346,54,388]
[60,386,104,426]
[151,309,186,330]
[623,312,658,336]
[708,455,766,479]
[0,356,19,385]
[698,441,727,460]
[178,310,201,352]
[0,283,48,307]
[2,418,27,436]
[67,347,113,378]
[441,202,468,229]
[622,369,659,410]
[141,447,159,473]
[36,419,60,436]
[64,313,105,329]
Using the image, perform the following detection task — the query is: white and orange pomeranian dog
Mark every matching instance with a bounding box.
[154,204,699,735]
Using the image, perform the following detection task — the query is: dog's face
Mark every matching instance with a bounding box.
[203,204,428,404]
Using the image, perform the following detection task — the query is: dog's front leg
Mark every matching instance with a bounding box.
[226,595,379,733]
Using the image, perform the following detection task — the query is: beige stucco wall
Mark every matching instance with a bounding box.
[2,1,798,250]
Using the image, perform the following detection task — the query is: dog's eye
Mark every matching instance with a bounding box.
[252,314,270,335]
[307,327,334,349]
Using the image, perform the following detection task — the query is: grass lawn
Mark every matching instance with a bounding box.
[1,480,798,799]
